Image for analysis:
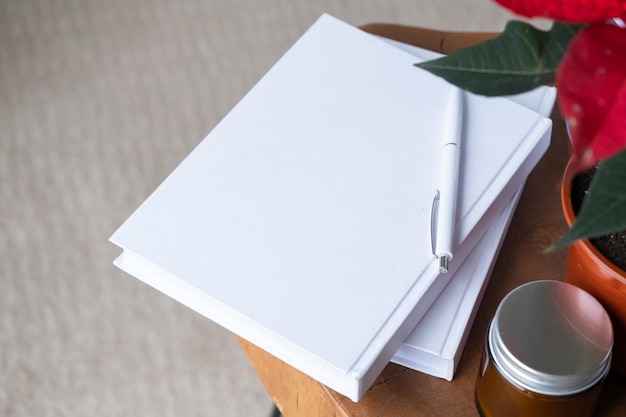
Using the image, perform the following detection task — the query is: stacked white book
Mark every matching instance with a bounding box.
[110,14,555,402]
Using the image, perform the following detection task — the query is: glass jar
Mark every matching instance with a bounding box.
[475,280,613,417]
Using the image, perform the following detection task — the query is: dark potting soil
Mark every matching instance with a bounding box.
[571,168,626,270]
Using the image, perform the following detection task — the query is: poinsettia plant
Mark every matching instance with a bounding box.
[416,0,626,250]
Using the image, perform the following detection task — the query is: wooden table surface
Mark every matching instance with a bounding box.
[239,24,626,417]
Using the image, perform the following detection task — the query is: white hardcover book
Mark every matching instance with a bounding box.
[384,39,556,380]
[110,14,552,401]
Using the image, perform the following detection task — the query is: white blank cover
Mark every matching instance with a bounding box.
[110,14,551,401]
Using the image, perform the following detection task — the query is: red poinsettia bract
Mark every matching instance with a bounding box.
[557,24,626,169]
[494,0,626,22]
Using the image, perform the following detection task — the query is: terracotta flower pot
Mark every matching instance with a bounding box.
[561,157,626,377]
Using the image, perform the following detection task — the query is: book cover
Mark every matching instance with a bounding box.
[110,14,551,401]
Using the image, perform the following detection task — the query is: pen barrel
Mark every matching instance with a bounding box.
[435,142,460,260]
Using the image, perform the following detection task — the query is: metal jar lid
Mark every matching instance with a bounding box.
[489,280,613,395]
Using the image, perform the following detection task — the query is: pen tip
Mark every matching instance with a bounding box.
[439,256,449,273]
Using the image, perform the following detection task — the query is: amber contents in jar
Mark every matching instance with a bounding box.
[475,342,606,417]
[475,281,613,417]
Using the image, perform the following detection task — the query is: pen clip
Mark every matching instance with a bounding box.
[430,189,440,257]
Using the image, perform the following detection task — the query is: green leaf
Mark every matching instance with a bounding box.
[415,21,583,96]
[550,149,626,250]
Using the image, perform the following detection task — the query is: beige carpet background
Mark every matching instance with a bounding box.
[1,1,522,416]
